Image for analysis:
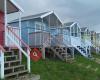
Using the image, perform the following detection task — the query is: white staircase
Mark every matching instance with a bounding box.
[71,36,92,58]
[76,46,91,57]
[0,26,31,79]
[4,49,28,78]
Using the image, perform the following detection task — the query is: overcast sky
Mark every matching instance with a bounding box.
[8,0,100,32]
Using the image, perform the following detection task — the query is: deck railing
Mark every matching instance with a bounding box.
[6,26,20,47]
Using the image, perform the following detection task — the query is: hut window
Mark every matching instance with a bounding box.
[35,22,46,32]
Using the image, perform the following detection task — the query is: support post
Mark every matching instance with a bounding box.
[4,0,7,46]
[27,49,31,73]
[41,18,46,59]
[42,47,45,59]
[0,50,4,79]
[89,46,91,56]
[18,11,22,61]
[72,47,75,59]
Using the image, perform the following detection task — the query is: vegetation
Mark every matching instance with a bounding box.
[23,54,100,80]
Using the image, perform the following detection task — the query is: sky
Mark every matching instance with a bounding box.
[8,0,100,32]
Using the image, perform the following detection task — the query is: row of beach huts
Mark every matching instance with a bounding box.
[0,0,100,79]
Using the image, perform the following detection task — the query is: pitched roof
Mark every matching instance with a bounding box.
[11,11,60,22]
[10,11,62,26]
[90,31,96,34]
[80,27,87,32]
[0,0,23,14]
[19,11,49,21]
[64,22,74,26]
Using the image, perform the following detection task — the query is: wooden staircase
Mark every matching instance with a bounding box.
[0,26,31,79]
[0,26,40,79]
[4,49,28,78]
[47,46,74,62]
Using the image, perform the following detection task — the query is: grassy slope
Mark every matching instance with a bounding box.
[23,54,100,80]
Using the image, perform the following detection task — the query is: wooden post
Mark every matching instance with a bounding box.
[42,47,45,59]
[72,47,75,59]
[66,47,68,61]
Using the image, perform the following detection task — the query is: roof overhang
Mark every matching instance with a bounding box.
[64,22,77,28]
[0,0,23,14]
[90,31,96,35]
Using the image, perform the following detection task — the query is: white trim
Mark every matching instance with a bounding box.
[40,11,53,18]
[70,22,77,28]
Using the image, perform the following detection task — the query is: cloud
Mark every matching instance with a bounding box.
[8,0,100,32]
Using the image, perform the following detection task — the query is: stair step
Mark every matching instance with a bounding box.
[5,65,26,75]
[4,55,18,61]
[50,47,64,61]
[5,65,25,70]
[5,60,21,67]
[4,51,13,56]
[5,60,21,64]
[5,70,28,78]
[61,53,67,55]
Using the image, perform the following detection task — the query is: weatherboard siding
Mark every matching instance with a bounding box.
[10,18,49,47]
[29,32,51,47]
[0,11,4,46]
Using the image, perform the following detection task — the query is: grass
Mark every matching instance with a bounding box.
[23,54,100,80]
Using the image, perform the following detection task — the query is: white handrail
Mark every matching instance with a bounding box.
[6,26,31,73]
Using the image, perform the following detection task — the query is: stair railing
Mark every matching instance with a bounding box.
[6,26,31,73]
[0,45,5,79]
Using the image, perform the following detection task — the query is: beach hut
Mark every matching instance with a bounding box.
[0,0,31,79]
[80,27,91,43]
[64,22,91,58]
[96,33,100,53]
[10,11,74,61]
[90,31,99,53]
